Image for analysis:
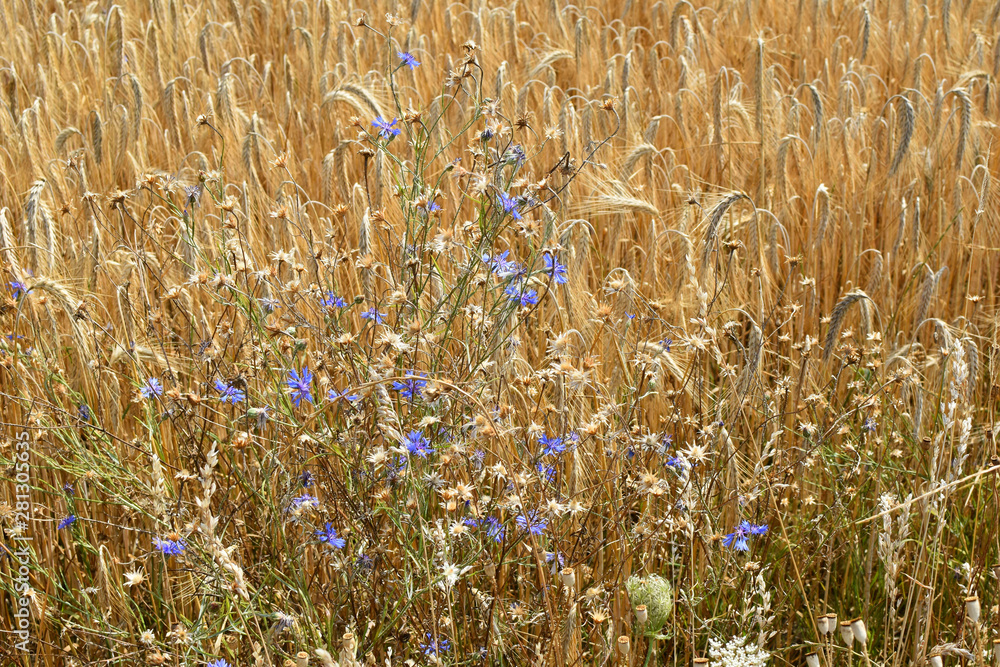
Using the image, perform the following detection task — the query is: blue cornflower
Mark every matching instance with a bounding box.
[505,282,539,307]
[536,462,556,483]
[78,404,92,421]
[722,520,768,552]
[207,660,232,667]
[327,387,361,403]
[503,144,527,167]
[372,116,401,139]
[539,434,566,457]
[9,281,28,299]
[213,379,246,405]
[299,470,314,487]
[259,296,279,313]
[290,494,318,510]
[141,378,163,399]
[862,417,877,432]
[515,510,547,535]
[404,430,432,458]
[392,374,427,399]
[287,367,314,407]
[543,255,568,284]
[483,516,505,542]
[661,338,673,352]
[483,250,525,279]
[398,51,420,69]
[497,192,522,220]
[420,633,451,656]
[742,520,768,536]
[321,292,347,309]
[57,515,76,530]
[315,523,346,549]
[360,308,386,323]
[153,537,186,556]
[665,456,686,469]
[722,530,750,552]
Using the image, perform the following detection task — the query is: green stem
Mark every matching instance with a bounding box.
[643,637,656,667]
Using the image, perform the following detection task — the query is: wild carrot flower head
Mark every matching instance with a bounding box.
[625,574,674,634]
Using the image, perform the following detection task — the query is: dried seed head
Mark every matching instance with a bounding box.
[817,615,830,635]
[965,596,981,623]
[929,655,943,667]
[560,567,576,591]
[825,613,838,630]
[992,639,1000,665]
[296,651,309,667]
[840,621,854,646]
[635,604,648,626]
[851,618,868,645]
[617,636,630,656]
[806,653,821,667]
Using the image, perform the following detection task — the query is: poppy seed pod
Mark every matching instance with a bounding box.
[296,651,309,667]
[992,639,1000,665]
[617,636,631,656]
[964,596,980,623]
[806,652,821,667]
[693,658,710,667]
[851,618,868,645]
[825,612,838,629]
[560,567,576,591]
[840,621,854,646]
[635,604,648,626]
[929,655,943,667]
[817,615,830,635]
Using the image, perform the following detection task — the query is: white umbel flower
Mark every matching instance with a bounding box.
[709,635,771,667]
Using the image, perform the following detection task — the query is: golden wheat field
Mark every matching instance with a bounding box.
[0,0,999,665]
